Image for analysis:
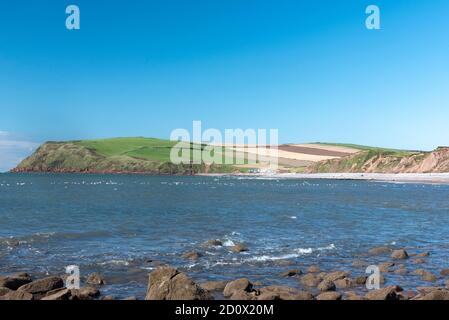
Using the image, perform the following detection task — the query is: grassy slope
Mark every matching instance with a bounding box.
[14,137,252,173]
[308,143,428,173]
[76,137,177,161]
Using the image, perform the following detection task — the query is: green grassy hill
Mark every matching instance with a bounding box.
[13,137,240,174]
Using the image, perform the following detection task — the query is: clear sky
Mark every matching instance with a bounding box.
[1,0,449,171]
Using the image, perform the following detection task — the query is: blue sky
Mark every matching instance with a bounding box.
[1,0,449,170]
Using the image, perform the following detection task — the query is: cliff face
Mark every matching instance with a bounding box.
[306,147,449,174]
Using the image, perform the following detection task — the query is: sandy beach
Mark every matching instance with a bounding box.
[203,173,449,184]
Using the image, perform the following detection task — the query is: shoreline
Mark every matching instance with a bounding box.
[5,171,449,184]
[202,172,449,184]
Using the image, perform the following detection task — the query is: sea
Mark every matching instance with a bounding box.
[1,173,448,298]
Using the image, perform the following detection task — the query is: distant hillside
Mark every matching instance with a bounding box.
[12,138,449,174]
[11,138,237,174]
[306,146,449,173]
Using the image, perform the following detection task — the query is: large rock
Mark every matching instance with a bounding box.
[72,286,100,300]
[355,275,368,285]
[316,292,342,300]
[0,287,13,297]
[418,289,449,300]
[307,265,320,273]
[86,273,106,285]
[344,291,366,300]
[391,249,409,260]
[317,280,336,292]
[369,246,392,255]
[257,286,313,300]
[230,291,255,300]
[334,278,355,289]
[200,280,228,292]
[299,273,321,287]
[145,266,211,300]
[0,290,34,300]
[0,273,32,290]
[365,285,403,300]
[323,271,349,282]
[223,278,253,298]
[18,276,64,299]
[41,289,74,300]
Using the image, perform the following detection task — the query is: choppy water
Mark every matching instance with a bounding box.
[1,173,449,298]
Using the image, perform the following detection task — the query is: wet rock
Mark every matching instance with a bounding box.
[86,272,106,286]
[391,249,409,260]
[369,246,392,256]
[316,291,342,300]
[418,289,449,300]
[323,271,349,282]
[417,286,437,292]
[355,276,368,285]
[421,271,437,282]
[317,280,336,292]
[0,289,34,300]
[230,290,255,300]
[202,239,223,247]
[344,291,365,300]
[307,265,320,273]
[365,285,402,300]
[379,262,395,273]
[416,252,430,257]
[280,269,302,277]
[230,243,248,253]
[257,286,313,300]
[182,251,202,261]
[0,287,13,297]
[102,295,115,300]
[18,276,64,299]
[412,258,426,264]
[145,266,211,300]
[72,286,100,300]
[200,281,228,292]
[42,288,73,300]
[440,269,449,277]
[0,273,33,290]
[123,296,138,300]
[334,278,355,289]
[223,278,253,298]
[299,273,321,287]
[398,290,418,300]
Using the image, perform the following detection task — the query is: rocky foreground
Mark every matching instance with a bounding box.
[1,247,449,301]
